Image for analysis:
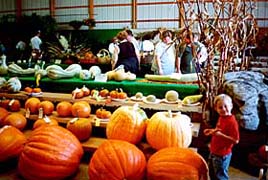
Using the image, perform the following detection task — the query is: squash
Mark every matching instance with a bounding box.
[147,147,209,180]
[18,125,84,180]
[106,105,148,144]
[0,125,27,162]
[79,69,92,80]
[146,111,192,150]
[66,117,92,141]
[165,90,179,102]
[2,113,27,130]
[88,139,146,180]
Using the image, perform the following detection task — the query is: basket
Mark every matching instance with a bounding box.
[97,49,112,64]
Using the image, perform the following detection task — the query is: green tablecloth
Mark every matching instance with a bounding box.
[15,76,200,99]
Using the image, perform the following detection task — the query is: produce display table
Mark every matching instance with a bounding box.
[11,76,200,99]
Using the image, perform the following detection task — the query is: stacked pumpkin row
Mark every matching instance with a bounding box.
[0,94,209,180]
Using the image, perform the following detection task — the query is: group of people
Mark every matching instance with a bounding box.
[109,28,208,76]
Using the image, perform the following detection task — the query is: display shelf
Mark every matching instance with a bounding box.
[0,91,203,113]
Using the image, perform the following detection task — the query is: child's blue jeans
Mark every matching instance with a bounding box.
[208,152,232,180]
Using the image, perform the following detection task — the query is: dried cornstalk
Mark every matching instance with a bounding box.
[177,0,258,122]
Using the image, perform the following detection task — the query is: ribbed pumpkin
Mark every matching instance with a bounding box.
[32,116,59,129]
[38,100,55,115]
[147,147,209,180]
[18,125,84,180]
[66,117,92,141]
[106,105,148,144]
[88,139,147,180]
[146,111,192,150]
[0,125,27,162]
[2,113,27,130]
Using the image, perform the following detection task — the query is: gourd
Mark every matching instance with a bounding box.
[182,94,203,105]
[165,90,179,102]
[88,139,146,180]
[8,63,36,75]
[0,77,6,89]
[79,69,92,80]
[147,147,209,180]
[18,125,84,180]
[106,105,148,144]
[0,54,8,75]
[46,64,82,79]
[6,77,22,92]
[66,117,92,141]
[146,111,192,150]
[89,65,101,79]
[0,125,27,162]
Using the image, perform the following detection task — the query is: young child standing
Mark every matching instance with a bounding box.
[204,94,240,180]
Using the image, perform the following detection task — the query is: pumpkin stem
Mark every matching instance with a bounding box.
[44,115,51,123]
[70,117,79,124]
[168,110,172,118]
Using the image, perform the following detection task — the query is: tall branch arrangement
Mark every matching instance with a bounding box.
[177,0,258,120]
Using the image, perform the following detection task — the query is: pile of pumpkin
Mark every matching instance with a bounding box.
[0,97,209,180]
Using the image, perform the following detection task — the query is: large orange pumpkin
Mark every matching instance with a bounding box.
[71,101,91,118]
[147,147,209,180]
[32,116,59,129]
[146,111,192,150]
[0,107,9,125]
[106,105,148,144]
[0,125,27,162]
[18,125,84,180]
[66,117,92,141]
[88,139,147,180]
[38,100,55,115]
[3,113,27,130]
[24,97,41,114]
[56,101,72,117]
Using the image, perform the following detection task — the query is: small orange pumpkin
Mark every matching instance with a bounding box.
[106,105,148,144]
[71,101,91,118]
[38,100,54,115]
[88,139,147,180]
[56,101,73,117]
[18,125,84,180]
[33,116,59,129]
[66,117,92,141]
[0,125,27,162]
[147,147,209,180]
[3,113,27,130]
[24,97,41,114]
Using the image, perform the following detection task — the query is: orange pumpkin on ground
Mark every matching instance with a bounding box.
[146,111,192,150]
[71,101,91,118]
[88,139,147,180]
[106,105,148,144]
[32,116,59,129]
[38,100,54,115]
[147,147,209,180]
[2,113,27,130]
[66,117,92,141]
[24,97,41,114]
[56,101,72,117]
[0,125,27,162]
[18,125,84,180]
